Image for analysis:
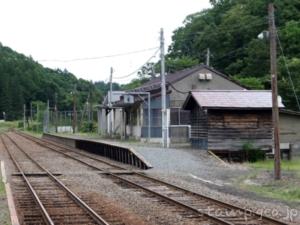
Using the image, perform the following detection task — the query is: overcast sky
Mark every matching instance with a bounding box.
[0,0,211,83]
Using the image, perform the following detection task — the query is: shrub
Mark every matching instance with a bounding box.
[242,142,265,163]
[80,121,96,133]
[27,123,43,132]
[18,121,24,129]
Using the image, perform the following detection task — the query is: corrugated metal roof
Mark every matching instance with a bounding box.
[189,90,284,109]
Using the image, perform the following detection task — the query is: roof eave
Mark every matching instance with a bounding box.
[279,109,300,116]
[182,92,193,110]
[204,106,279,110]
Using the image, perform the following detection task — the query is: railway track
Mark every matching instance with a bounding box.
[13,131,288,225]
[1,134,111,225]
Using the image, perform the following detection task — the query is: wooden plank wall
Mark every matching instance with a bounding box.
[207,110,272,151]
[190,107,208,149]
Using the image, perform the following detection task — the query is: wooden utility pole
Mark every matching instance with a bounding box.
[23,104,26,130]
[44,100,49,133]
[30,102,33,122]
[36,103,39,133]
[87,93,91,123]
[72,85,77,134]
[47,100,50,132]
[269,3,281,180]
[54,93,58,133]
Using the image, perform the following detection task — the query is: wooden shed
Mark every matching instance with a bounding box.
[182,90,284,151]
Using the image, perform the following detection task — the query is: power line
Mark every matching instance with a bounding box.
[106,47,240,82]
[172,20,267,42]
[169,20,266,63]
[38,46,159,62]
[167,82,190,94]
[213,47,245,61]
[276,30,300,111]
[113,48,160,80]
[39,20,266,63]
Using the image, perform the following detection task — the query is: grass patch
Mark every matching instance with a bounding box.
[73,132,100,138]
[23,130,43,138]
[244,181,300,203]
[237,158,300,203]
[0,178,11,225]
[248,158,300,174]
[0,179,5,197]
[0,121,18,133]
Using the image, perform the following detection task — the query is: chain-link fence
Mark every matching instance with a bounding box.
[45,110,98,133]
[19,108,98,134]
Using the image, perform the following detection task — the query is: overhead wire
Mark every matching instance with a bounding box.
[276,29,300,111]
[167,82,190,94]
[212,47,245,61]
[165,20,267,95]
[171,20,268,42]
[38,20,269,86]
[38,46,159,62]
[113,48,160,80]
[169,20,267,65]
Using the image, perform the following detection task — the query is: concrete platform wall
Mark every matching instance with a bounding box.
[42,133,152,170]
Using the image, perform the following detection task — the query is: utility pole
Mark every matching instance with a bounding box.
[45,100,50,133]
[54,93,58,133]
[109,67,113,136]
[36,103,39,133]
[87,93,91,123]
[206,48,210,67]
[72,85,77,134]
[30,102,33,122]
[160,28,168,148]
[23,104,26,130]
[269,3,281,180]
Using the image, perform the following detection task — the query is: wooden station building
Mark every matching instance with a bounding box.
[182,90,285,151]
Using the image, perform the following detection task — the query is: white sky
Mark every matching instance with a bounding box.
[0,0,211,83]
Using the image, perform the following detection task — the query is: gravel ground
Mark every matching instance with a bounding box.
[5,132,217,224]
[66,174,208,225]
[3,132,300,224]
[0,136,12,225]
[79,138,248,184]
[87,139,300,224]
[0,178,10,225]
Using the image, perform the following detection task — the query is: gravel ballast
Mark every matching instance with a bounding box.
[86,138,300,224]
[3,132,300,224]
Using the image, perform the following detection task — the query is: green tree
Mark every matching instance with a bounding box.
[0,74,11,119]
[167,0,300,110]
[0,44,105,120]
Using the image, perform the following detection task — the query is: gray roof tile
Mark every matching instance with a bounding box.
[133,64,245,92]
[190,90,284,109]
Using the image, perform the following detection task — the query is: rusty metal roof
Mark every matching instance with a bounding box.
[183,90,285,109]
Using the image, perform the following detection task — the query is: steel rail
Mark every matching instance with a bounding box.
[13,132,232,225]
[16,131,125,170]
[3,133,110,225]
[16,131,288,225]
[0,135,55,225]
